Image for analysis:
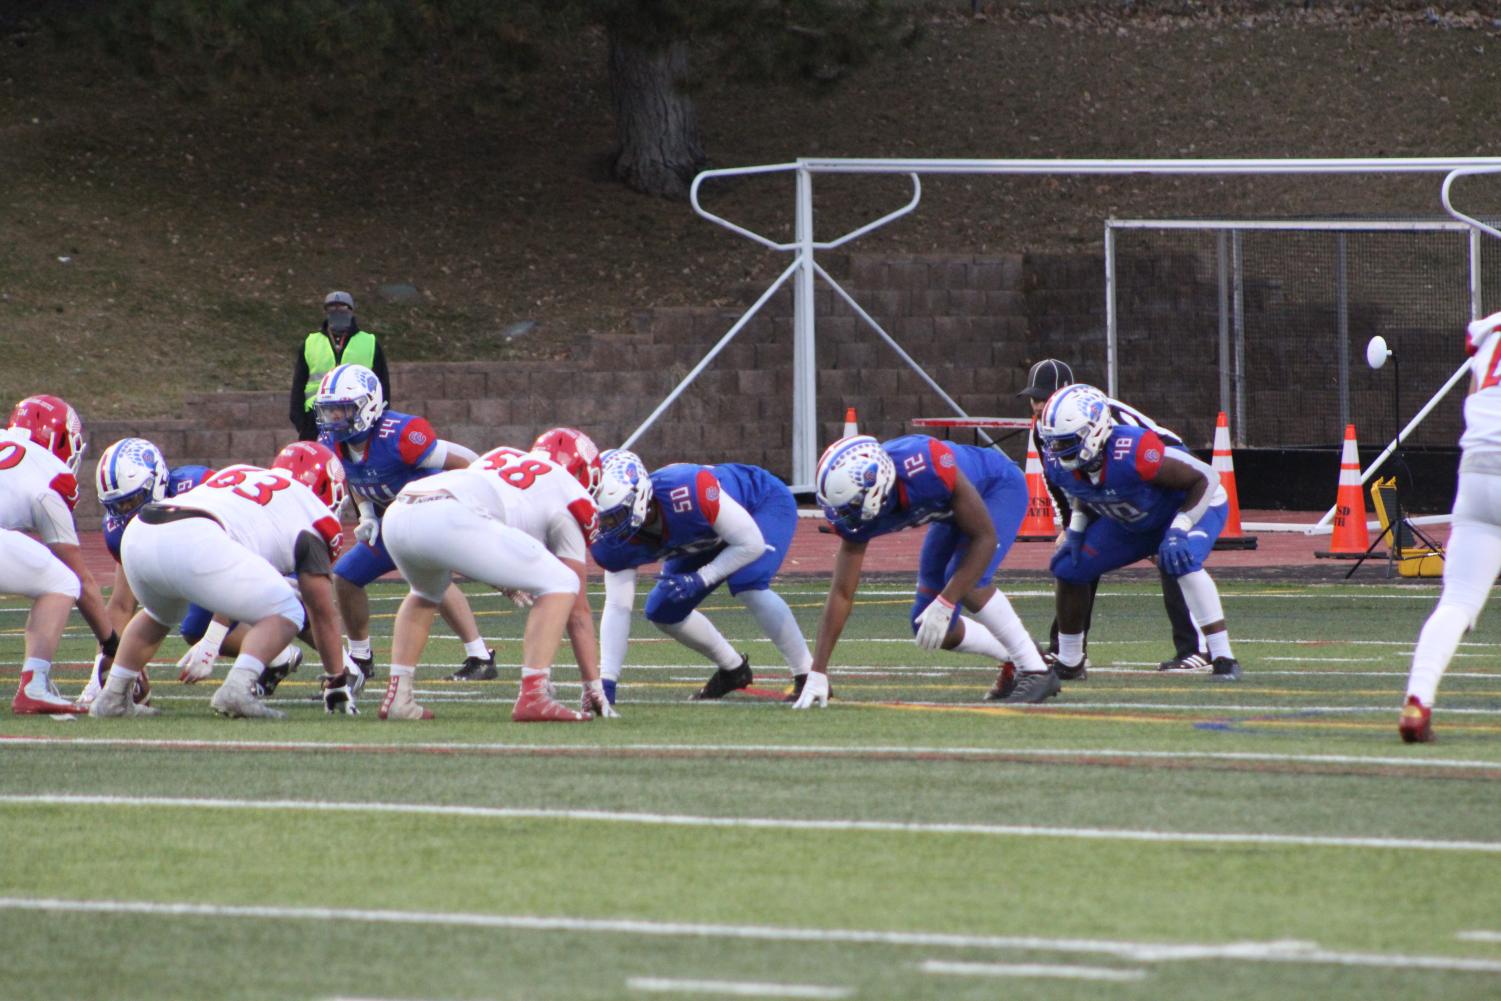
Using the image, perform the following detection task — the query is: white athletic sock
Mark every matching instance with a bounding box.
[462,638,490,659]
[1058,632,1085,667]
[228,654,265,684]
[348,638,372,660]
[656,611,741,670]
[521,667,549,681]
[1206,631,1234,660]
[107,665,141,683]
[22,657,50,680]
[268,643,297,669]
[951,618,1007,661]
[391,664,415,679]
[969,592,1045,671]
[738,589,812,676]
[1408,603,1471,706]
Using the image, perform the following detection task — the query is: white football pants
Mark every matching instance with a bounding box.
[0,528,81,600]
[382,494,578,604]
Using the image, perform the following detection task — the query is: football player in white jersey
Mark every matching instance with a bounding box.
[2,396,117,715]
[377,444,612,722]
[90,442,351,719]
[1400,310,1501,742]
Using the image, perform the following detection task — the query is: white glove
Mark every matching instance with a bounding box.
[582,681,619,719]
[355,514,380,546]
[177,619,229,683]
[914,595,956,651]
[501,588,535,608]
[791,672,829,710]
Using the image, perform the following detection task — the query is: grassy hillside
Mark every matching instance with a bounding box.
[3,2,1499,420]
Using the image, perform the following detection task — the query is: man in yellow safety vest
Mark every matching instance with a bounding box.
[289,291,391,441]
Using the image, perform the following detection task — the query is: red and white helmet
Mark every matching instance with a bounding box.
[271,440,347,511]
[530,427,602,493]
[8,395,85,475]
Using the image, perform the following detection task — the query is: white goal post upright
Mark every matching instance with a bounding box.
[648,157,1501,493]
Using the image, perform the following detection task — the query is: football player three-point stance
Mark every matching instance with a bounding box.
[587,450,814,704]
[313,364,493,683]
[2,396,118,715]
[376,437,613,722]
[90,442,353,719]
[1400,310,1501,743]
[1037,384,1241,694]
[802,433,1046,708]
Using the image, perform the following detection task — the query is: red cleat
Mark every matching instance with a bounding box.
[12,671,84,715]
[983,662,1017,702]
[1399,696,1434,744]
[512,677,590,723]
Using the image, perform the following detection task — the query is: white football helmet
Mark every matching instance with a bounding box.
[1038,384,1113,471]
[313,364,384,443]
[816,435,895,534]
[593,449,653,544]
[96,437,169,518]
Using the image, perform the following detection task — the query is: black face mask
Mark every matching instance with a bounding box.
[327,312,354,335]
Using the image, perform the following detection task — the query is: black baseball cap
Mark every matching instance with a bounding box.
[1017,358,1074,400]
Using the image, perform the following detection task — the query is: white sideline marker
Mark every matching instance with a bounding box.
[4,898,1501,976]
[4,794,1501,855]
[627,977,851,998]
[921,959,1146,982]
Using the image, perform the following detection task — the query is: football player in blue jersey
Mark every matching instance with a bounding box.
[801,433,1049,708]
[589,449,814,704]
[1037,384,1242,694]
[314,364,490,681]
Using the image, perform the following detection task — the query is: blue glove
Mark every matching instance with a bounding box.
[1158,527,1195,576]
[657,571,709,604]
[1063,529,1086,567]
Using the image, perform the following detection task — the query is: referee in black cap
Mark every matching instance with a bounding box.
[985,359,1206,698]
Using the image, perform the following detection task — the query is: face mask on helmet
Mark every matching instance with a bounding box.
[313,364,384,444]
[530,427,602,493]
[8,394,85,475]
[1038,385,1113,471]
[96,438,169,519]
[271,440,348,511]
[593,449,652,544]
[815,435,896,535]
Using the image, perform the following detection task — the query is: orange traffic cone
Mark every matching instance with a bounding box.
[1210,412,1257,551]
[843,407,859,438]
[1018,427,1058,542]
[1316,424,1382,559]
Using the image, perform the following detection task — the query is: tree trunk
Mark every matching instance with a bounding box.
[607,29,705,199]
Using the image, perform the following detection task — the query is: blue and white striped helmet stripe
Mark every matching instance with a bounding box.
[1041,384,1086,428]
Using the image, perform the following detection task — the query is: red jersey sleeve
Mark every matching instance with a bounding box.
[927,439,959,492]
[313,514,345,559]
[1134,431,1167,481]
[397,418,439,466]
[695,469,721,523]
[49,472,79,511]
[566,496,600,546]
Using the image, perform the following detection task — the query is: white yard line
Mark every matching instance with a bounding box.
[3,737,1498,770]
[2,898,1498,975]
[2,794,1499,854]
[921,959,1146,981]
[1459,931,1501,943]
[627,977,851,998]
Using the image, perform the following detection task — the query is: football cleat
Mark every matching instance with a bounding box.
[1399,696,1433,743]
[983,662,1017,701]
[449,650,497,682]
[512,676,590,723]
[12,671,85,715]
[210,677,286,719]
[1209,657,1242,682]
[998,668,1062,704]
[255,647,302,698]
[692,656,753,700]
[1043,651,1088,682]
[378,675,433,721]
[350,653,376,684]
[88,682,161,718]
[1158,652,1211,673]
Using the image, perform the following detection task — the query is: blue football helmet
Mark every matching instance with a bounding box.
[1038,384,1113,471]
[313,364,384,444]
[593,449,652,544]
[95,437,169,519]
[815,435,895,535]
